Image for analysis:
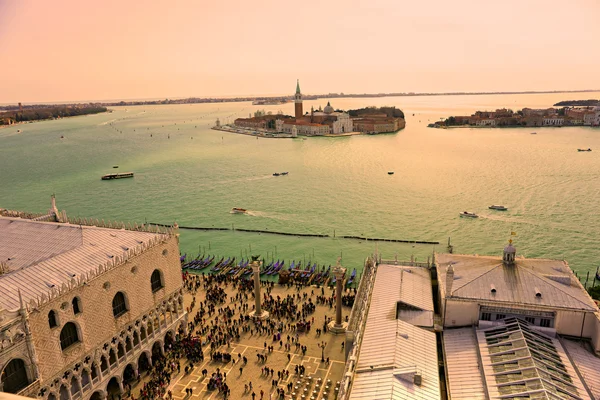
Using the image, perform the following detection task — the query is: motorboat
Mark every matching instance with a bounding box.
[112,165,119,168]
[273,173,280,176]
[101,172,134,180]
[530,132,537,134]
[577,148,592,152]
[231,208,247,214]
[489,205,508,211]
[460,211,479,218]
[281,172,289,175]
[388,171,394,175]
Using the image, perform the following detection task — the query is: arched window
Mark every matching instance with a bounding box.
[150,269,164,293]
[1,358,29,393]
[81,369,90,389]
[91,363,98,380]
[100,356,108,373]
[59,384,69,400]
[140,327,147,341]
[70,376,80,396]
[72,297,82,314]
[112,292,128,318]
[109,349,117,366]
[125,336,133,352]
[117,343,125,359]
[48,394,57,400]
[48,310,58,329]
[133,331,140,346]
[60,322,80,351]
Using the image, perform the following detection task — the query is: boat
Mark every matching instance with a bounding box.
[273,173,281,176]
[460,211,479,218]
[489,205,508,211]
[281,172,289,175]
[112,165,119,168]
[101,172,134,180]
[231,208,247,214]
[388,171,394,175]
[17,129,22,133]
[577,148,592,152]
[531,132,537,135]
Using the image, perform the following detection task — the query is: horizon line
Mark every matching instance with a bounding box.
[2,89,599,107]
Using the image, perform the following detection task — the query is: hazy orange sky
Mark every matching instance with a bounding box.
[1,0,599,103]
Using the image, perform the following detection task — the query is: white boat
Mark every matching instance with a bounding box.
[460,211,479,218]
[231,208,247,214]
[489,205,507,211]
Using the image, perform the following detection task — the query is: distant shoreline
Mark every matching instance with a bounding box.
[2,89,599,110]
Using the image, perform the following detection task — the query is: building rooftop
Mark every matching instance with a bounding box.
[443,328,487,400]
[0,217,166,311]
[436,253,597,312]
[348,264,440,399]
[477,318,590,399]
[562,339,600,400]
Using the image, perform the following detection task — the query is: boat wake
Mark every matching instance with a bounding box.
[98,119,118,126]
[245,210,292,221]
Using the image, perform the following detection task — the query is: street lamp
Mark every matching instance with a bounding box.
[319,341,327,363]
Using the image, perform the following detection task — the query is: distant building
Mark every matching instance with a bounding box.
[294,80,303,120]
[543,116,564,126]
[0,198,186,400]
[275,119,330,136]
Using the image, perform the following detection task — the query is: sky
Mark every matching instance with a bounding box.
[0,0,599,103]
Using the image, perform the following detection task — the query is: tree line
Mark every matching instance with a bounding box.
[346,106,405,119]
[0,106,108,125]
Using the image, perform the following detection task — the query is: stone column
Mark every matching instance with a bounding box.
[249,260,269,320]
[328,264,348,334]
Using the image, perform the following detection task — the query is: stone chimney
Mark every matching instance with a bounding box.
[446,264,454,296]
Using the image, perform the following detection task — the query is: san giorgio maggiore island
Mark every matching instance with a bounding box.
[213,80,406,138]
[2,198,600,400]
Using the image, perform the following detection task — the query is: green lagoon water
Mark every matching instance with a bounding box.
[1,93,599,280]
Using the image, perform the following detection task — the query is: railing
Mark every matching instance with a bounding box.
[337,257,378,399]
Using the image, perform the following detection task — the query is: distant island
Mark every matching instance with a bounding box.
[554,99,600,107]
[432,106,600,128]
[2,89,599,111]
[218,81,406,138]
[0,104,108,126]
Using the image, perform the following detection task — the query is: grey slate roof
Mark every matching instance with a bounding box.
[436,253,597,311]
[0,217,165,311]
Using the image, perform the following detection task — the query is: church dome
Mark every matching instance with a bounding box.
[324,101,334,114]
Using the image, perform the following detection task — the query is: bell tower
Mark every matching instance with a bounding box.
[294,79,303,120]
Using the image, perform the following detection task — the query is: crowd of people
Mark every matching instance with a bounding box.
[125,269,353,399]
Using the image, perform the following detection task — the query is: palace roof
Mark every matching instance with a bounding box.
[0,217,166,311]
[436,253,597,312]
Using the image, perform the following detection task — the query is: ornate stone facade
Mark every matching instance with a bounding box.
[0,208,187,400]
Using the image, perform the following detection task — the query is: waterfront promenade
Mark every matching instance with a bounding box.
[212,125,363,139]
[129,273,350,400]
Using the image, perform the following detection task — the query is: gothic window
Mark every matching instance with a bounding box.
[112,292,128,318]
[72,297,82,314]
[117,343,125,359]
[151,269,164,293]
[0,358,29,393]
[100,356,109,373]
[140,327,147,340]
[126,337,133,352]
[48,310,58,328]
[81,370,90,388]
[60,322,80,351]
[59,385,69,400]
[109,349,117,366]
[91,363,99,380]
[133,332,140,346]
[70,376,80,396]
